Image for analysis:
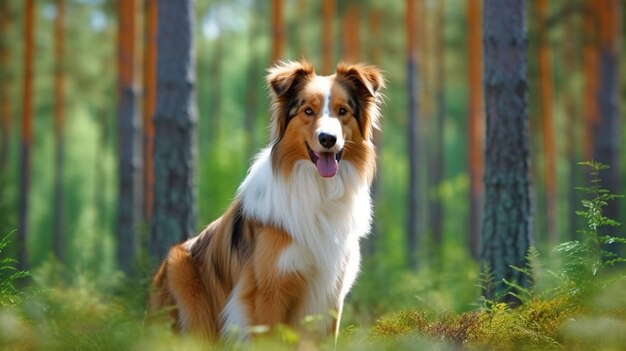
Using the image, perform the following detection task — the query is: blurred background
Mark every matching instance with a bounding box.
[0,0,624,320]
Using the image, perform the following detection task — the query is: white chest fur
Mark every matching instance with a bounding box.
[238,148,372,323]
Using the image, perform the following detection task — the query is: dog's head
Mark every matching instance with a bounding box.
[267,61,384,179]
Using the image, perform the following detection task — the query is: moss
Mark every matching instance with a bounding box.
[370,295,585,351]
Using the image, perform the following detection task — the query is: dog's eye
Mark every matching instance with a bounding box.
[338,108,348,116]
[304,108,315,116]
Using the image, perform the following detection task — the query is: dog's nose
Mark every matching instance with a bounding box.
[318,132,337,149]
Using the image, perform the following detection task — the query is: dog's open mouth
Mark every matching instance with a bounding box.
[306,143,343,178]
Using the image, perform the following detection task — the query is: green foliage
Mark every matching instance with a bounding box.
[554,161,625,297]
[0,232,29,308]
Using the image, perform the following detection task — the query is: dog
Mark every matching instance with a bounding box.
[150,60,384,341]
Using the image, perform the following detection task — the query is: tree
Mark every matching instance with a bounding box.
[143,0,157,226]
[537,0,557,243]
[53,0,66,261]
[592,0,621,229]
[116,0,141,273]
[149,0,197,263]
[270,0,283,63]
[481,0,532,306]
[429,0,445,255]
[0,2,13,174]
[321,0,335,74]
[341,2,359,63]
[467,0,483,261]
[406,0,420,269]
[18,0,35,271]
[581,0,598,162]
[244,0,263,158]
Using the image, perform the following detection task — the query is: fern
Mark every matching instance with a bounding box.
[0,231,29,307]
[554,161,624,296]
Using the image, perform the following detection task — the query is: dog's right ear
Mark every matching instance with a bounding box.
[267,61,314,98]
[267,61,314,143]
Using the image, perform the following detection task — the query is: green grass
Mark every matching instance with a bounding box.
[3,162,625,350]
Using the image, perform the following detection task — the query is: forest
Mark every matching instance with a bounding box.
[1,0,626,349]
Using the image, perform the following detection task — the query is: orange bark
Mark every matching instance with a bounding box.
[342,4,359,63]
[271,0,284,63]
[467,0,483,259]
[322,0,335,74]
[368,8,382,65]
[143,0,157,223]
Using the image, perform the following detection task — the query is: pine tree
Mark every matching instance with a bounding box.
[150,0,198,263]
[481,0,532,306]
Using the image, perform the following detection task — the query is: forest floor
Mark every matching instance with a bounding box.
[1,255,626,351]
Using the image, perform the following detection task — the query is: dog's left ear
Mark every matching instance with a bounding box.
[335,63,385,99]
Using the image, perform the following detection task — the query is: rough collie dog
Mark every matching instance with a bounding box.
[150,61,384,341]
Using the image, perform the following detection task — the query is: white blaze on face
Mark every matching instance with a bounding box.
[315,76,344,151]
[307,76,345,178]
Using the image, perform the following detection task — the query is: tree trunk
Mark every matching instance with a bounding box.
[342,2,359,63]
[582,0,598,161]
[0,2,13,174]
[150,0,197,263]
[244,0,262,158]
[406,0,420,270]
[562,6,581,241]
[467,0,483,260]
[481,0,532,306]
[321,0,334,74]
[271,0,284,63]
[537,0,558,244]
[593,0,621,229]
[53,0,66,262]
[18,0,35,271]
[143,0,158,226]
[429,0,445,256]
[116,0,141,273]
[364,7,383,257]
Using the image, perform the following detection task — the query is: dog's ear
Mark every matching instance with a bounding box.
[335,63,385,99]
[267,61,314,98]
[267,61,314,143]
[336,63,385,139]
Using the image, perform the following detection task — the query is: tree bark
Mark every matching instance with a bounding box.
[0,2,13,174]
[116,0,141,273]
[53,0,66,262]
[429,0,445,256]
[18,0,35,271]
[481,0,532,306]
[537,0,558,244]
[321,0,334,74]
[150,0,197,263]
[593,0,621,228]
[143,0,158,226]
[467,0,483,260]
[271,0,284,63]
[582,0,598,161]
[406,0,420,270]
[342,2,359,63]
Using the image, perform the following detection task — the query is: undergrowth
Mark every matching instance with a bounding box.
[0,231,29,308]
[2,161,626,350]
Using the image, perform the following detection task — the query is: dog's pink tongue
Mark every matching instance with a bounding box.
[316,152,338,178]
